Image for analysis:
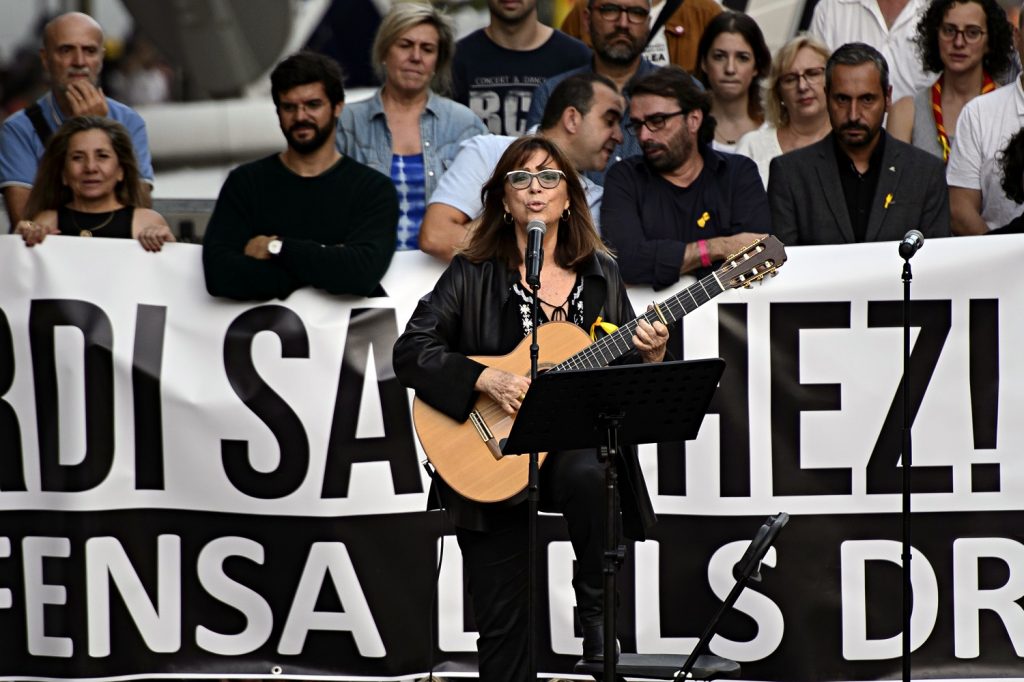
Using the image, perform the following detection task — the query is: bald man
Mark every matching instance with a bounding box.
[0,12,154,225]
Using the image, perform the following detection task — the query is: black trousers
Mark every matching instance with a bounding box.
[454,448,619,682]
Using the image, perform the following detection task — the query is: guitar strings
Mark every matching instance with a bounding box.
[555,271,724,372]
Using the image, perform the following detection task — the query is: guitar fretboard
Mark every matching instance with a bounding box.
[553,270,725,372]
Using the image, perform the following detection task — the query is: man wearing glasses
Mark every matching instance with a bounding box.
[202,52,398,300]
[601,66,769,291]
[558,0,722,73]
[420,73,625,260]
[525,0,662,184]
[768,43,950,246]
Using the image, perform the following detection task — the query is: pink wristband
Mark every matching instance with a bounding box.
[697,239,711,268]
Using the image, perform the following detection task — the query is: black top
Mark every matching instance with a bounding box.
[201,154,398,301]
[835,134,886,243]
[57,205,134,239]
[601,145,770,290]
[451,28,590,136]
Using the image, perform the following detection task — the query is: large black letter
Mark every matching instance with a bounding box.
[222,306,310,499]
[770,302,852,496]
[865,300,952,494]
[30,300,114,492]
[0,308,25,490]
[133,304,167,490]
[659,304,751,497]
[322,307,422,498]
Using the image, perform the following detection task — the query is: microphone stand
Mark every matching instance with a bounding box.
[900,255,913,682]
[527,263,542,682]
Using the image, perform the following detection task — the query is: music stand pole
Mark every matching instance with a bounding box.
[599,412,625,682]
[901,259,912,682]
[527,280,541,682]
[503,358,726,681]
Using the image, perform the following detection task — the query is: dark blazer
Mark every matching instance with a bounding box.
[767,132,950,246]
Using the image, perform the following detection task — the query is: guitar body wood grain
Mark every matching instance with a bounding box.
[412,321,592,503]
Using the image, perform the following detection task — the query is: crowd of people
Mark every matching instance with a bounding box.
[2,1,1024,680]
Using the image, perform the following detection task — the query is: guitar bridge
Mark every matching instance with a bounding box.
[469,410,504,461]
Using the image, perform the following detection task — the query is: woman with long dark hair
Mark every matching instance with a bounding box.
[14,116,173,251]
[394,135,667,681]
[694,11,772,152]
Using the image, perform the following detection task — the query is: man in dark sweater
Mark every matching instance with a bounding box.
[202,52,398,300]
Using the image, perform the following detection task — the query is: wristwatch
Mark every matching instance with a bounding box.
[267,239,283,256]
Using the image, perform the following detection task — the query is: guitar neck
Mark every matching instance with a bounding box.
[553,270,725,372]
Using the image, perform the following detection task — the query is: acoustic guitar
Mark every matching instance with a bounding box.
[412,235,787,504]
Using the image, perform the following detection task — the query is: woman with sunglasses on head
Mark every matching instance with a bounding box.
[735,34,832,189]
[694,11,772,152]
[887,0,1014,161]
[394,135,666,682]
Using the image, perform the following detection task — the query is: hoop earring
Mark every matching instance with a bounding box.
[503,211,514,225]
[561,207,571,221]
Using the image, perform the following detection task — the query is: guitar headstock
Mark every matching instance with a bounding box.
[716,235,787,290]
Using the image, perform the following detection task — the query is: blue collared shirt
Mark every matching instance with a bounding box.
[0,92,154,190]
[336,89,487,201]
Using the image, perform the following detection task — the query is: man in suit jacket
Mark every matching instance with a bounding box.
[768,43,950,246]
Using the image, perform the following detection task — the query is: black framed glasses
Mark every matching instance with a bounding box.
[778,67,826,89]
[938,24,986,43]
[593,3,650,24]
[278,99,328,115]
[505,169,566,189]
[625,110,684,135]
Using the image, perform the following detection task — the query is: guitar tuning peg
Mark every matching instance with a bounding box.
[743,282,752,289]
[770,271,778,277]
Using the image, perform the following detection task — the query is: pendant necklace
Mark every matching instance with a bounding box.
[70,208,116,237]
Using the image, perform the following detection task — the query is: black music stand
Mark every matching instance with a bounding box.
[503,358,726,682]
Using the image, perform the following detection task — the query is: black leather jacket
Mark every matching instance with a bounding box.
[394,251,657,538]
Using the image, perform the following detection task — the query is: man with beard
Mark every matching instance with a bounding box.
[420,73,625,260]
[768,43,949,245]
[525,0,661,183]
[0,12,154,225]
[451,0,590,136]
[202,52,398,300]
[601,66,768,291]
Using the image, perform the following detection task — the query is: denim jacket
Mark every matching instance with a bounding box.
[336,89,487,200]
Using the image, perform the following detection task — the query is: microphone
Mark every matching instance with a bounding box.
[899,229,924,259]
[525,219,546,287]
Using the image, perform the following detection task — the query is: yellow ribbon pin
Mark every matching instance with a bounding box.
[697,211,710,228]
[884,193,893,209]
[589,315,619,341]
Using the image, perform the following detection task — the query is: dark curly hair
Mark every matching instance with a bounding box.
[914,0,1014,79]
[1000,127,1024,204]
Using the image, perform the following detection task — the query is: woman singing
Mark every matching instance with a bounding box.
[394,136,667,681]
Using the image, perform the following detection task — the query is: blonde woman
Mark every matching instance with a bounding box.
[735,34,832,188]
[336,2,486,250]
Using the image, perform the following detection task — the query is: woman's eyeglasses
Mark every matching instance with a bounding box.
[778,67,825,89]
[505,169,566,189]
[938,24,986,43]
